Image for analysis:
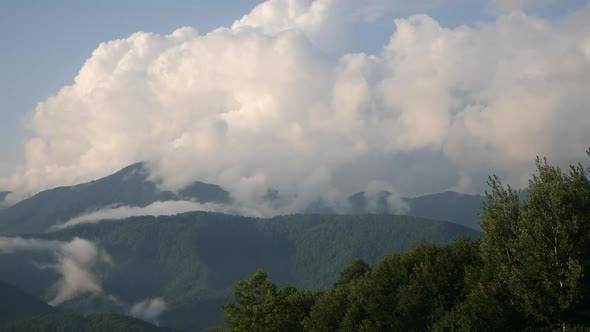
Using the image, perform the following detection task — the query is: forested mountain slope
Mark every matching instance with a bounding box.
[0,280,56,326]
[0,212,480,331]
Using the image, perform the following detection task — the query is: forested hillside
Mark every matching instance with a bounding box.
[0,213,479,331]
[0,280,56,326]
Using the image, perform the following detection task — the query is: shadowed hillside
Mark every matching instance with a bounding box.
[0,212,480,331]
[349,191,485,229]
[0,280,56,326]
[0,313,174,332]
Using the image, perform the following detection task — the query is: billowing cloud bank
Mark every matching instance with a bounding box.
[0,237,110,305]
[3,0,590,212]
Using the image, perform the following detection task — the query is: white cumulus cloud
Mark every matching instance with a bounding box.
[231,0,441,53]
[2,1,590,213]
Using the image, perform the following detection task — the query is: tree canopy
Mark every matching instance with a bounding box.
[215,150,590,331]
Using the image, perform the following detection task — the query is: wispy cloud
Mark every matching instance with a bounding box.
[52,201,230,230]
[0,236,111,305]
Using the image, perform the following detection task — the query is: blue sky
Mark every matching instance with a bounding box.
[1,0,586,170]
[1,0,488,169]
[1,0,265,174]
[1,0,589,200]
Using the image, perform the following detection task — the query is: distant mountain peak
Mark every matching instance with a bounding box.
[0,163,230,235]
[101,161,150,182]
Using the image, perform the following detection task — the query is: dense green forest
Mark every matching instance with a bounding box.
[0,213,478,331]
[62,214,479,330]
[213,154,590,331]
[0,313,173,332]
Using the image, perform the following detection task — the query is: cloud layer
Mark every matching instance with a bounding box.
[0,237,110,305]
[53,200,237,230]
[2,0,590,213]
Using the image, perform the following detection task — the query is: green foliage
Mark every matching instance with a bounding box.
[215,150,590,331]
[220,238,479,332]
[333,259,370,287]
[222,270,319,332]
[515,159,590,324]
[470,156,590,330]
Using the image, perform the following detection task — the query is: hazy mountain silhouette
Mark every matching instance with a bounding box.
[348,190,485,229]
[0,163,230,235]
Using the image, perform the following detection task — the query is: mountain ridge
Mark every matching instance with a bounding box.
[348,190,485,229]
[0,163,230,235]
[0,163,486,235]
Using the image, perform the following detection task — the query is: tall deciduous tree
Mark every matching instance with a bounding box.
[479,153,590,330]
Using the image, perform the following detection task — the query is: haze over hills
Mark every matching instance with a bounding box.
[349,191,485,230]
[0,163,486,330]
[0,280,172,331]
[0,212,480,331]
[0,163,485,235]
[0,162,488,330]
